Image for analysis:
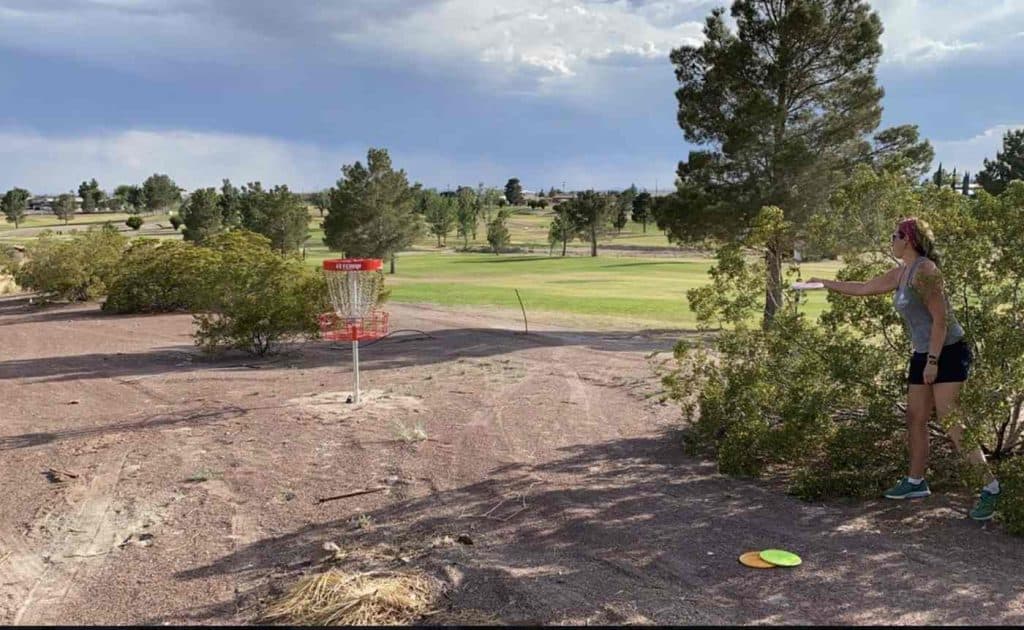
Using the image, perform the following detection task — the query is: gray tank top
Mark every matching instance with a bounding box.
[893,256,964,354]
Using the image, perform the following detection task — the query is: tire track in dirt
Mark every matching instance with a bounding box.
[0,525,47,623]
[13,450,130,625]
[202,479,263,617]
[453,345,600,464]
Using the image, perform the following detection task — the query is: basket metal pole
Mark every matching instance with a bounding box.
[352,338,360,404]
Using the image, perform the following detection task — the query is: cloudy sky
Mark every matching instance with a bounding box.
[1,0,1022,194]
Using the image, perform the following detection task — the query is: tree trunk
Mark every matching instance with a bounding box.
[562,238,567,257]
[642,218,647,233]
[390,253,396,275]
[590,226,598,257]
[763,244,783,327]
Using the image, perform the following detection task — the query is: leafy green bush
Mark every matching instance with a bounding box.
[102,239,217,314]
[105,231,337,356]
[190,231,329,356]
[125,215,144,230]
[667,305,907,495]
[15,227,126,301]
[997,457,1024,536]
[169,215,183,231]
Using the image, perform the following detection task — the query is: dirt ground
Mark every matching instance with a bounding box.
[1,295,1023,626]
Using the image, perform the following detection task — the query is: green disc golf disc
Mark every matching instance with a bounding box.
[759,549,802,567]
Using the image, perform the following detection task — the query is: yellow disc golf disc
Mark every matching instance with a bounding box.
[739,551,776,569]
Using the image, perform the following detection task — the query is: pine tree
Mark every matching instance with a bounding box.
[324,148,423,274]
[180,188,223,245]
[977,128,1024,195]
[662,0,884,325]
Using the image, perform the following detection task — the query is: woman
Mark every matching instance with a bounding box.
[809,217,1001,521]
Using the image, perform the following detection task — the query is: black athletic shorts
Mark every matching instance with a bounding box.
[908,339,972,385]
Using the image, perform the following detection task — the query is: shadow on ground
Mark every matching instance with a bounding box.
[0,405,253,451]
[166,431,1024,625]
[1,305,693,385]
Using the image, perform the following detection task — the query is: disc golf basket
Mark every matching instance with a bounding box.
[319,258,389,404]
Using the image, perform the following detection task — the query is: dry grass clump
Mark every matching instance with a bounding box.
[0,274,19,295]
[263,569,437,626]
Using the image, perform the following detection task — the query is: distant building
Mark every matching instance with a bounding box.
[27,195,82,213]
[27,196,55,212]
[959,182,984,197]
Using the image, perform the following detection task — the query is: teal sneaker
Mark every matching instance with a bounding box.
[969,490,1000,521]
[884,477,932,500]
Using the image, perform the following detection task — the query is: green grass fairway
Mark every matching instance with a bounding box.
[0,212,147,231]
[304,249,840,328]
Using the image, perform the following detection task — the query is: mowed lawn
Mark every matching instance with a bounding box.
[0,213,173,245]
[0,212,143,231]
[304,248,840,328]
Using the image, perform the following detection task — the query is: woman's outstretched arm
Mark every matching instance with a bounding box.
[809,267,900,297]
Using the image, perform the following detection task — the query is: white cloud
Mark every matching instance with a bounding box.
[872,0,1024,66]
[932,123,1024,173]
[0,127,673,194]
[329,0,706,94]
[0,128,366,193]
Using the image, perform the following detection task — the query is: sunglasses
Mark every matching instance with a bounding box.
[891,231,905,241]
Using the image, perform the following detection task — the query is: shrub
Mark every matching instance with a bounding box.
[0,245,19,295]
[126,215,144,230]
[107,230,336,355]
[997,457,1024,536]
[169,215,183,231]
[102,239,217,314]
[0,245,15,274]
[15,227,126,301]
[190,231,329,356]
[666,306,908,495]
[486,210,511,254]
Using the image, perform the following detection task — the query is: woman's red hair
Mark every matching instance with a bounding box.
[898,218,920,251]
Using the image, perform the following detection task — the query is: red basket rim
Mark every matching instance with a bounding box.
[322,258,383,272]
